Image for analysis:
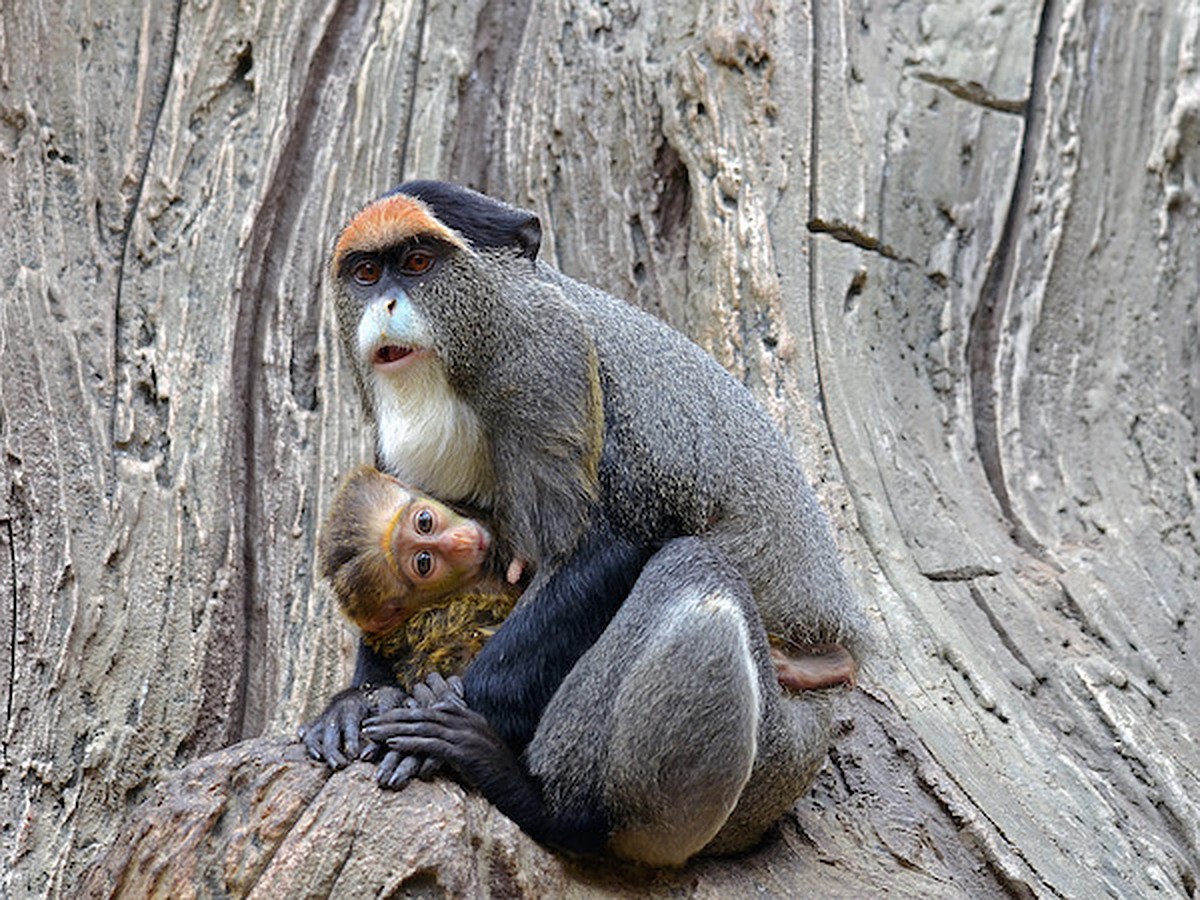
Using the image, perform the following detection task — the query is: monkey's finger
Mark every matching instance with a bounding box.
[411,681,436,707]
[446,675,465,698]
[301,722,323,759]
[417,756,443,780]
[506,557,526,584]
[339,709,362,761]
[378,751,421,790]
[423,671,451,701]
[435,689,468,710]
[359,738,384,762]
[382,736,449,759]
[363,705,462,732]
[301,716,337,759]
[365,714,456,744]
[369,685,409,715]
[320,720,350,769]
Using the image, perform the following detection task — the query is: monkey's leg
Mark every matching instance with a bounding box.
[701,690,834,855]
[527,535,762,866]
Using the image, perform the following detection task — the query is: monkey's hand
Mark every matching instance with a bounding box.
[363,684,611,857]
[505,556,529,585]
[369,672,466,790]
[362,685,526,798]
[299,683,408,770]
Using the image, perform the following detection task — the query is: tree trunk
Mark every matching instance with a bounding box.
[2,0,1196,896]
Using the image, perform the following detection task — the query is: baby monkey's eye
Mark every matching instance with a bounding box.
[415,508,435,534]
[414,551,434,577]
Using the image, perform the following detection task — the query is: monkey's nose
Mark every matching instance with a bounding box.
[441,526,486,560]
[386,297,396,314]
[443,530,475,552]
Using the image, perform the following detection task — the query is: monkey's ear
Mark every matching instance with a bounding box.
[514,214,542,260]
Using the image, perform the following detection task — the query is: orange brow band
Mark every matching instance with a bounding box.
[331,193,468,274]
[381,500,415,584]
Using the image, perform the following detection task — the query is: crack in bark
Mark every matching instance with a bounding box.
[915,72,1027,115]
[230,0,374,743]
[921,564,1000,582]
[964,0,1059,560]
[966,581,1045,688]
[3,517,16,771]
[446,0,534,189]
[108,1,185,486]
[395,0,430,182]
[807,0,833,463]
[807,217,900,260]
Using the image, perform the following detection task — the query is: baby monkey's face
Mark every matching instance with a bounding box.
[319,465,495,636]
[382,491,492,596]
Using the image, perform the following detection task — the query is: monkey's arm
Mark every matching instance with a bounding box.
[461,510,655,753]
[364,691,611,856]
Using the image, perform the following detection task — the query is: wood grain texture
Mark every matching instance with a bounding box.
[2,0,1196,896]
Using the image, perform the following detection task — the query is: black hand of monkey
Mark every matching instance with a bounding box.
[372,673,465,789]
[299,684,407,770]
[363,677,523,795]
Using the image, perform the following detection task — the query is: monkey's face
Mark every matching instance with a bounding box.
[338,243,444,387]
[384,494,492,602]
[331,184,541,395]
[330,184,543,503]
[320,466,495,635]
[350,493,493,635]
[331,192,470,388]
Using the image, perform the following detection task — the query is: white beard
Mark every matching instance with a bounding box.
[370,355,495,507]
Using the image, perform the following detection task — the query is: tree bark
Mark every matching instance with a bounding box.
[2,0,1197,896]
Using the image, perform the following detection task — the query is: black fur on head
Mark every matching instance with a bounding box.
[391,181,542,260]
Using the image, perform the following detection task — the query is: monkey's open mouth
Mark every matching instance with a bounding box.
[374,345,414,367]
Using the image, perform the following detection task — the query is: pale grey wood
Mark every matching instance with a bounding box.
[2,0,1196,896]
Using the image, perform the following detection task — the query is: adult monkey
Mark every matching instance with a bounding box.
[324,181,868,865]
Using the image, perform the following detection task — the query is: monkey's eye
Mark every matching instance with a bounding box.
[414,508,435,534]
[413,551,434,578]
[400,249,436,276]
[350,259,383,286]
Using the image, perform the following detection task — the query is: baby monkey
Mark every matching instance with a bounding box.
[301,465,520,782]
[318,463,520,678]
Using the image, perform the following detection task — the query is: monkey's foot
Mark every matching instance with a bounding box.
[770,644,857,692]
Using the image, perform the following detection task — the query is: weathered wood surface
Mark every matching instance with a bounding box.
[2,0,1197,896]
[77,725,997,900]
